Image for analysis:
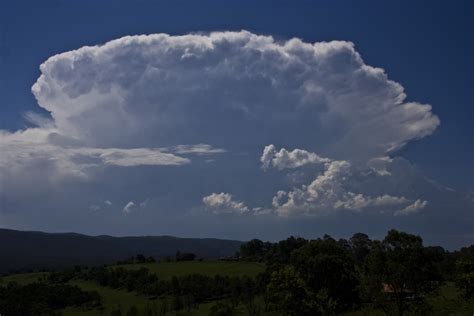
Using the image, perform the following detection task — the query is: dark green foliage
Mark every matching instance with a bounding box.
[290,238,360,313]
[239,239,272,261]
[110,308,122,316]
[457,245,474,260]
[349,232,373,265]
[117,254,157,265]
[455,259,474,298]
[1,229,469,315]
[76,264,260,306]
[0,281,101,315]
[264,236,308,266]
[265,265,315,315]
[364,230,444,315]
[175,252,196,261]
[209,300,235,316]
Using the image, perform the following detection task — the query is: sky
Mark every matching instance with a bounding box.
[0,0,473,249]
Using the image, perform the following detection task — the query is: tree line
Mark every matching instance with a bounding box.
[239,229,474,315]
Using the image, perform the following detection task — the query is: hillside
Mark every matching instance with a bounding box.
[2,261,266,315]
[0,228,243,273]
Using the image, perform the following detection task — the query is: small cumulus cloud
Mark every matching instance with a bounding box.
[89,199,113,211]
[394,199,428,216]
[122,201,137,214]
[89,205,101,212]
[261,144,330,170]
[122,199,149,214]
[202,193,250,215]
[204,146,429,218]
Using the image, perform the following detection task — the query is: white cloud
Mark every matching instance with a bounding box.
[367,156,393,176]
[0,129,192,185]
[266,146,426,217]
[272,160,352,216]
[122,201,137,214]
[0,127,226,192]
[1,31,444,230]
[334,194,409,211]
[89,199,113,211]
[74,147,190,167]
[139,199,148,208]
[202,192,249,214]
[171,144,226,155]
[3,31,439,189]
[122,199,149,214]
[394,199,428,216]
[89,205,101,211]
[261,144,330,170]
[30,31,438,161]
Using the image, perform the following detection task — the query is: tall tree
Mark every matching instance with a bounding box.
[290,238,360,313]
[365,230,443,316]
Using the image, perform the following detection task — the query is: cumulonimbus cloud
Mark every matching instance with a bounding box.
[2,31,440,221]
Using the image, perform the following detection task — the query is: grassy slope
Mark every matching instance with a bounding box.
[1,272,46,285]
[1,261,265,315]
[427,282,474,315]
[65,261,265,315]
[63,280,149,316]
[3,263,474,315]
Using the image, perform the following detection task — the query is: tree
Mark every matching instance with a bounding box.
[175,251,196,261]
[349,233,372,265]
[365,229,443,316]
[455,259,474,298]
[209,300,235,316]
[240,239,272,261]
[171,295,183,315]
[110,309,122,316]
[135,254,146,263]
[126,305,138,316]
[159,298,169,316]
[183,294,196,315]
[290,237,360,313]
[265,265,315,315]
[264,236,308,265]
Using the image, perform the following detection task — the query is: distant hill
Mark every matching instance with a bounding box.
[0,228,243,274]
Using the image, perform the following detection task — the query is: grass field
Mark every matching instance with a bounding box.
[2,262,474,315]
[63,280,149,316]
[116,260,265,279]
[1,261,265,316]
[1,271,46,285]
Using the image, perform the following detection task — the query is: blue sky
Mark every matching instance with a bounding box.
[0,0,472,248]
